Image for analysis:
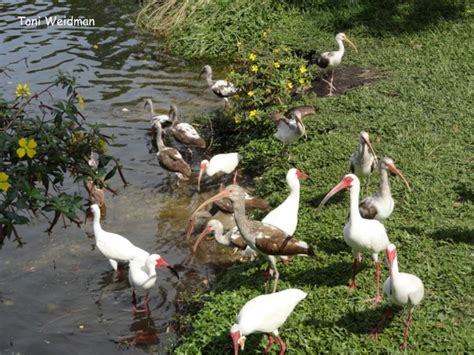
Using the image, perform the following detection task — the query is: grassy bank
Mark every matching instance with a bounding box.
[138,1,473,353]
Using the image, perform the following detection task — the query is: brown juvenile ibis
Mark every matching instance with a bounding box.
[317,174,390,302]
[154,121,191,181]
[316,32,357,96]
[168,104,206,148]
[187,185,315,293]
[144,99,174,130]
[359,157,411,221]
[200,65,237,109]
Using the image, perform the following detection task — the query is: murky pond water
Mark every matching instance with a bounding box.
[0,0,228,353]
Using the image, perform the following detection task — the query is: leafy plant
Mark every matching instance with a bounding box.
[0,71,125,246]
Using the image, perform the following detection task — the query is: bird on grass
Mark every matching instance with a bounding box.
[230,288,307,354]
[316,33,357,96]
[200,65,237,109]
[268,106,316,144]
[370,243,424,350]
[350,130,378,193]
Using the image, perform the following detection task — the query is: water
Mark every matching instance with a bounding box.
[0,0,229,352]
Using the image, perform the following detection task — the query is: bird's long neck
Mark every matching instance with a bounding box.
[214,225,227,245]
[147,101,155,116]
[170,108,177,125]
[379,167,391,196]
[358,142,368,159]
[349,184,362,222]
[389,255,400,287]
[336,38,345,55]
[155,125,165,150]
[92,212,103,236]
[204,70,214,87]
[232,198,253,242]
[287,178,300,207]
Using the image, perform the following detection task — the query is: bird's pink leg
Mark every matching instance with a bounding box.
[233,169,239,184]
[400,311,413,350]
[348,257,358,289]
[144,292,151,315]
[264,334,275,353]
[370,307,393,337]
[328,70,336,96]
[276,336,286,355]
[373,261,383,303]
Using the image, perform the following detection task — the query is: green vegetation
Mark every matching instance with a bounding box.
[0,71,124,246]
[136,0,473,353]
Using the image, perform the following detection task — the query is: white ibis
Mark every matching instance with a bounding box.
[88,204,147,271]
[188,185,315,293]
[200,65,237,109]
[192,219,256,259]
[128,252,179,314]
[169,104,206,148]
[370,244,424,350]
[154,121,192,181]
[316,33,357,96]
[198,152,240,191]
[317,174,390,302]
[144,99,174,129]
[350,131,378,192]
[230,288,307,354]
[359,157,411,221]
[268,106,316,144]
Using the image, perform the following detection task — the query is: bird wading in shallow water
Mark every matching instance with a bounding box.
[128,252,179,315]
[230,288,307,354]
[316,33,357,96]
[187,185,315,293]
[200,64,237,109]
[317,174,390,302]
[168,104,206,149]
[144,99,174,131]
[197,152,240,191]
[370,243,424,350]
[350,130,378,193]
[359,157,411,221]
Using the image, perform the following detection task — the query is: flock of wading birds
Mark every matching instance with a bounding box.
[86,33,425,353]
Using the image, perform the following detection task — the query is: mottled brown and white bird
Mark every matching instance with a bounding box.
[144,99,174,129]
[350,131,378,192]
[198,152,240,191]
[211,184,271,215]
[370,244,424,350]
[200,65,237,108]
[317,174,390,302]
[230,288,307,355]
[154,121,192,181]
[268,106,316,144]
[316,33,357,96]
[188,185,315,293]
[128,252,179,314]
[359,157,411,221]
[169,104,206,148]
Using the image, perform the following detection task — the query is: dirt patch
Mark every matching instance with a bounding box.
[312,65,385,97]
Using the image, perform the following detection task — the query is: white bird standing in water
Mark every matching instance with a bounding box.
[370,244,424,350]
[128,252,179,314]
[89,204,147,271]
[198,152,240,191]
[200,65,237,109]
[316,32,357,96]
[230,288,307,354]
[317,174,390,302]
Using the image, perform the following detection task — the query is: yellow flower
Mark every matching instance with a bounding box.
[262,31,267,38]
[234,115,242,124]
[97,139,108,154]
[249,109,257,118]
[17,137,37,159]
[273,62,280,69]
[273,48,280,54]
[251,65,258,73]
[77,94,85,110]
[299,65,307,74]
[299,78,306,85]
[249,53,257,61]
[247,91,255,97]
[287,82,293,90]
[0,172,11,192]
[16,84,31,97]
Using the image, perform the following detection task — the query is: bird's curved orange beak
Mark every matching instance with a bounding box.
[386,162,411,191]
[185,188,232,240]
[386,247,396,271]
[344,36,358,52]
[361,135,378,166]
[192,225,213,253]
[317,175,354,212]
[197,162,207,192]
[296,169,310,180]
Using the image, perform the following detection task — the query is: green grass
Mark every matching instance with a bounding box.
[168,1,473,353]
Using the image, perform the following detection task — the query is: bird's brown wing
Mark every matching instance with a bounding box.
[268,112,288,126]
[172,128,206,148]
[229,233,248,250]
[286,105,316,119]
[245,197,271,211]
[214,198,234,213]
[251,222,315,256]
[359,197,378,219]
[158,148,192,178]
